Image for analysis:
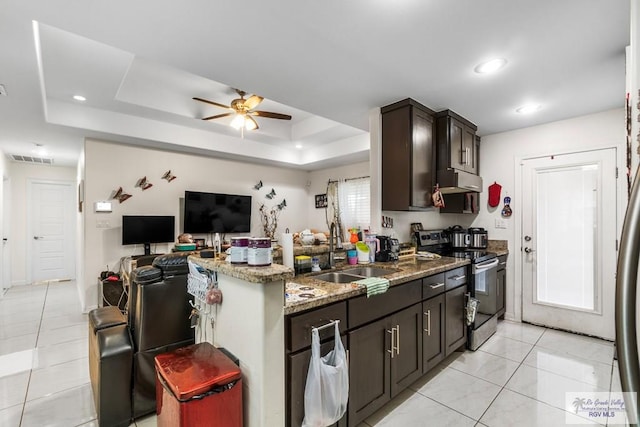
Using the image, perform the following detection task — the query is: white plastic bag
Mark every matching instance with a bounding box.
[302,322,349,427]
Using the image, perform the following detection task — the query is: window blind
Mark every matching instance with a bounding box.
[338,177,370,230]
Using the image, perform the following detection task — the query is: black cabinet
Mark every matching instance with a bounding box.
[348,303,423,426]
[422,294,445,373]
[347,316,391,425]
[435,110,478,175]
[496,255,507,317]
[445,284,468,356]
[288,337,348,427]
[381,98,436,210]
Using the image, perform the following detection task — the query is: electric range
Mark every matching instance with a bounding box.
[415,229,499,351]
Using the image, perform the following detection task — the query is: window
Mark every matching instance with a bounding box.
[338,177,370,231]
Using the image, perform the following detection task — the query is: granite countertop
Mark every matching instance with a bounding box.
[487,240,509,256]
[189,255,294,284]
[190,243,509,315]
[284,256,470,315]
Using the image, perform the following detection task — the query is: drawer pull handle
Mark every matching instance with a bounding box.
[386,328,396,358]
[499,262,507,266]
[430,283,445,289]
[423,310,431,335]
[451,275,466,281]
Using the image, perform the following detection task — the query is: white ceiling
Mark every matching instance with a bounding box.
[0,1,630,169]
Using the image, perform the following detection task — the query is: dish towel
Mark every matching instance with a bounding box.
[355,277,390,298]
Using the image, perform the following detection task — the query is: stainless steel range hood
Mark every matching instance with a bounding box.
[437,169,483,194]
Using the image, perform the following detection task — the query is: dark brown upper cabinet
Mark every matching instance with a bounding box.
[381,99,436,211]
[435,110,478,175]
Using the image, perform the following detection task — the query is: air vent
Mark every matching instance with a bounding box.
[9,154,54,165]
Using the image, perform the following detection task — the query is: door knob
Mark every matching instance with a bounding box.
[524,247,535,253]
[33,236,43,240]
[524,235,532,241]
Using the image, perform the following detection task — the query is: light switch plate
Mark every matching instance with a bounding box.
[94,201,112,213]
[495,219,507,229]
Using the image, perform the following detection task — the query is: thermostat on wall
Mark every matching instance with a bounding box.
[94,201,112,213]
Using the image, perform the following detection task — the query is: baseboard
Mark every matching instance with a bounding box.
[11,280,27,286]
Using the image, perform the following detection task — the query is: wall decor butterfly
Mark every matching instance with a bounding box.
[161,170,177,182]
[135,176,153,190]
[110,187,132,203]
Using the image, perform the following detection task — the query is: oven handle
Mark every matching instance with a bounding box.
[474,258,499,271]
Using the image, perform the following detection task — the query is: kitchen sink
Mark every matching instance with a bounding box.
[341,266,399,277]
[311,272,364,284]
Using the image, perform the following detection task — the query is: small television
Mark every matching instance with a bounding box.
[183,191,251,234]
[122,215,175,255]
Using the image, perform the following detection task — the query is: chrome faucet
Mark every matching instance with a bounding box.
[329,222,336,269]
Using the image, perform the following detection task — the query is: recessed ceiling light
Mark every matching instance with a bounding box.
[516,104,542,114]
[73,95,86,102]
[295,144,303,149]
[474,58,507,74]
[31,143,47,156]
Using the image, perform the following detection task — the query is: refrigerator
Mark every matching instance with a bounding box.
[616,165,640,425]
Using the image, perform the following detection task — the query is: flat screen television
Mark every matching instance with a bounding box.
[183,191,251,234]
[122,215,175,255]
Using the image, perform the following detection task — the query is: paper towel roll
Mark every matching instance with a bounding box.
[282,232,294,269]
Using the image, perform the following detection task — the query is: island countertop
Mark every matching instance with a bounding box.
[284,256,470,315]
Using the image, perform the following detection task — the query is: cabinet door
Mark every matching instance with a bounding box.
[445,285,467,356]
[448,117,465,171]
[288,337,348,427]
[411,108,435,208]
[462,125,477,173]
[496,268,506,316]
[348,317,391,426]
[390,303,423,397]
[422,294,445,373]
[381,105,411,211]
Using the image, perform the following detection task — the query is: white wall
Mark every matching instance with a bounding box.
[8,162,77,286]
[471,108,625,321]
[81,139,312,311]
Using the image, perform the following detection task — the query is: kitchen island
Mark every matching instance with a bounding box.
[189,253,472,426]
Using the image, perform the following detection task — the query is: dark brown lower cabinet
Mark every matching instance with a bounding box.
[348,303,423,427]
[444,285,467,356]
[287,336,348,427]
[422,293,445,373]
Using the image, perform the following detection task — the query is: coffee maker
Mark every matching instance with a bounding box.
[375,236,400,262]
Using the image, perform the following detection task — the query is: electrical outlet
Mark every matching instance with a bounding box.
[495,219,507,229]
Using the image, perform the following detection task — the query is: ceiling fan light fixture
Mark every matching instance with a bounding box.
[230,114,246,130]
[474,58,507,74]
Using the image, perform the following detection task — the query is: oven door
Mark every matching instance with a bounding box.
[472,257,499,315]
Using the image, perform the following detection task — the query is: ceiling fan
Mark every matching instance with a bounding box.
[193,89,292,131]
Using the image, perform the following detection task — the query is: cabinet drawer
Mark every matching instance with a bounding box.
[445,266,467,290]
[287,301,347,353]
[498,255,508,269]
[349,279,421,329]
[422,273,445,300]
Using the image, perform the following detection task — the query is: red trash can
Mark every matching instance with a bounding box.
[155,342,243,427]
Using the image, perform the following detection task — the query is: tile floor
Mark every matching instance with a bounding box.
[0,282,630,426]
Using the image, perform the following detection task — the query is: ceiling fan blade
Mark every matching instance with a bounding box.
[244,95,264,110]
[246,115,259,130]
[202,112,234,121]
[192,97,232,110]
[250,110,292,120]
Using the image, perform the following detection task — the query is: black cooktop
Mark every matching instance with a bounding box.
[444,249,496,264]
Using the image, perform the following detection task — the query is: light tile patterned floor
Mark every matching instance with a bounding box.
[0,283,629,426]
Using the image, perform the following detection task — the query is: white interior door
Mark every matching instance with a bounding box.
[2,177,10,294]
[521,148,617,340]
[29,181,75,283]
